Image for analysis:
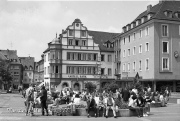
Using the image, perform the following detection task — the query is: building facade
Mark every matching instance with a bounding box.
[0,50,22,89]
[19,57,35,88]
[114,0,180,92]
[43,19,118,92]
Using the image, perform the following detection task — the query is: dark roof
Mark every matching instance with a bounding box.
[0,50,21,64]
[88,30,119,52]
[19,57,35,69]
[73,18,82,23]
[127,1,180,29]
[0,52,8,60]
[43,48,50,53]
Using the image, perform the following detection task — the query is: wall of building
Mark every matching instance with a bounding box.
[154,20,180,80]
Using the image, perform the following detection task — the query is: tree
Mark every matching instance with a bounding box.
[102,81,119,93]
[85,82,97,93]
[0,59,12,89]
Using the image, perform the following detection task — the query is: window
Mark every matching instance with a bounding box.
[108,55,112,62]
[145,26,149,36]
[139,60,142,71]
[123,38,125,45]
[145,59,149,70]
[78,53,81,60]
[69,30,73,36]
[133,32,136,40]
[68,39,73,45]
[88,53,91,60]
[128,49,130,56]
[44,55,46,62]
[82,40,86,46]
[67,52,70,60]
[101,68,105,75]
[81,31,86,37]
[133,61,136,71]
[162,41,169,53]
[128,35,130,43]
[108,68,112,76]
[145,43,149,52]
[123,63,126,72]
[123,50,126,57]
[133,47,136,55]
[75,40,79,46]
[128,63,130,72]
[140,29,142,38]
[139,45,142,53]
[83,53,86,60]
[55,66,58,73]
[48,53,50,61]
[93,54,97,61]
[101,54,105,61]
[162,58,169,70]
[162,24,168,37]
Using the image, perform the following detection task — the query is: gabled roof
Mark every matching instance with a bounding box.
[88,30,119,52]
[0,52,8,61]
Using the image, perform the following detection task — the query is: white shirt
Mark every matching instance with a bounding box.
[73,98,81,104]
[132,88,138,95]
[128,98,136,107]
[95,97,99,105]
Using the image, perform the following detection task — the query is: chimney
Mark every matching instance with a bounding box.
[62,29,64,33]
[147,5,152,12]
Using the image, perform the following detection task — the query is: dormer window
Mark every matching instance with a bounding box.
[175,11,180,18]
[131,22,135,29]
[164,10,173,18]
[147,12,154,20]
[136,19,140,26]
[122,26,126,33]
[141,17,144,23]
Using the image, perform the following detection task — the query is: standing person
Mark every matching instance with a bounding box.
[40,86,49,116]
[164,87,169,104]
[122,87,130,104]
[25,84,34,116]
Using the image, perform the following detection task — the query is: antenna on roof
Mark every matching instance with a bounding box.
[56,33,57,38]
[9,42,13,49]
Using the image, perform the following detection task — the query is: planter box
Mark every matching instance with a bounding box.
[76,108,87,116]
[118,109,130,117]
[150,102,162,108]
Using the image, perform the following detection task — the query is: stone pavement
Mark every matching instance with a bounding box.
[0,93,180,121]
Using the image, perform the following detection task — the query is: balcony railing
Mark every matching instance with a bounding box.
[49,59,61,63]
[50,73,61,78]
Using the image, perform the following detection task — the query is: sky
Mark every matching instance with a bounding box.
[0,0,159,61]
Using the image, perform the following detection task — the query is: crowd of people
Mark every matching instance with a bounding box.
[23,84,170,118]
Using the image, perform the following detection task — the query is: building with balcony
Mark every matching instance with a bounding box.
[114,0,180,92]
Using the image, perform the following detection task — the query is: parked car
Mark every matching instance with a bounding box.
[7,87,12,93]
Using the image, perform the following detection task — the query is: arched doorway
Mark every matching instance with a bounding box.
[74,83,80,91]
[62,82,69,89]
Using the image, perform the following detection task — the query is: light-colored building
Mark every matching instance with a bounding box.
[115,0,180,92]
[43,19,118,91]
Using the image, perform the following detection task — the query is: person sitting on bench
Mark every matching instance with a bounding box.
[128,95,142,118]
[104,93,117,118]
[86,94,98,118]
